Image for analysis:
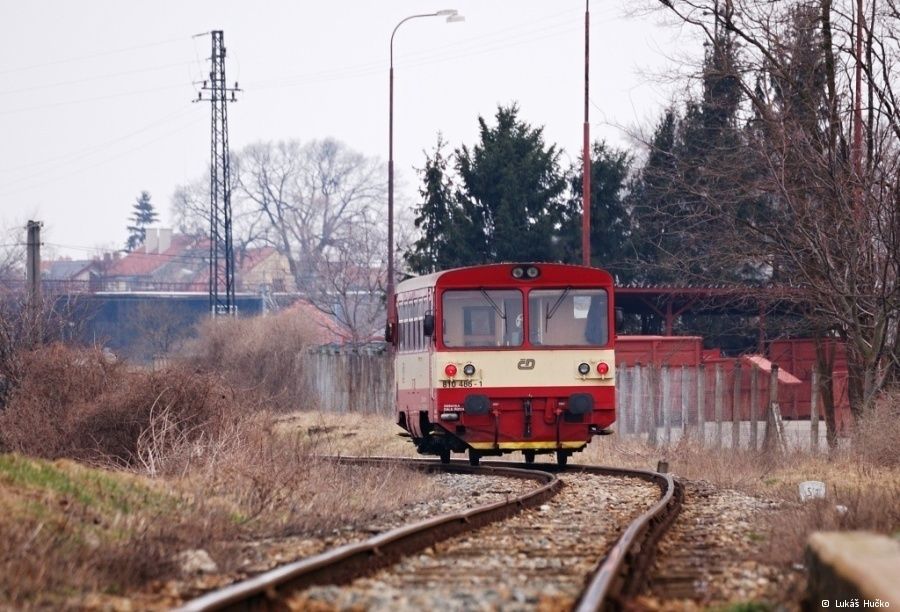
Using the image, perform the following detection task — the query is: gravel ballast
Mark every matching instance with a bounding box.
[288,472,661,611]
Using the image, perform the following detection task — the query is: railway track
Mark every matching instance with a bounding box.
[177,458,682,612]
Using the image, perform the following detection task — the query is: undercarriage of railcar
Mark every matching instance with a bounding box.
[398,393,614,466]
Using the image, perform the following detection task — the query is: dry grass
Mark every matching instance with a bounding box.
[273,410,418,458]
[850,389,900,469]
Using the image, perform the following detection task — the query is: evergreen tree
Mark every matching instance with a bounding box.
[125,191,158,252]
[405,135,471,274]
[454,104,569,264]
[562,140,632,280]
[627,18,749,284]
[625,109,681,283]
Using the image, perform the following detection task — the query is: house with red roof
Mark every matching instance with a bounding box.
[104,229,205,291]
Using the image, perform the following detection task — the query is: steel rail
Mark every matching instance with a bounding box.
[573,466,684,611]
[176,457,561,612]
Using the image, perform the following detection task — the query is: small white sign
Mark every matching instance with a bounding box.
[799,480,826,501]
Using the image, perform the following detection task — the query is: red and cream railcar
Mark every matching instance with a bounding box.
[389,263,616,465]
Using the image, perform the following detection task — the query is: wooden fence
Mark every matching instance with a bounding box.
[616,363,824,451]
[301,347,394,416]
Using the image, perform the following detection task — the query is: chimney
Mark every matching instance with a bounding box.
[158,228,173,253]
[144,228,159,254]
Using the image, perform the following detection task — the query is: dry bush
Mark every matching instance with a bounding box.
[185,311,321,411]
[850,389,900,468]
[0,343,247,471]
[0,344,120,456]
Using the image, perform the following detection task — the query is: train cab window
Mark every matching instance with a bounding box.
[528,288,608,347]
[442,290,523,348]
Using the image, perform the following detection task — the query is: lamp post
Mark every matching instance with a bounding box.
[387,9,464,342]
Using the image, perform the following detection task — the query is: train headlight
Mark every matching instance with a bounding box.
[511,267,525,279]
[577,362,591,375]
[463,363,476,376]
[526,266,540,279]
[596,362,610,375]
[445,363,458,377]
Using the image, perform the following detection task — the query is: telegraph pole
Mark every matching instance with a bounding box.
[582,0,592,267]
[26,220,42,305]
[195,30,240,316]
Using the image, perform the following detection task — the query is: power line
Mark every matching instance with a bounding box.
[0,60,195,96]
[0,116,199,197]
[0,106,193,176]
[0,82,188,116]
[247,8,582,90]
[0,36,187,76]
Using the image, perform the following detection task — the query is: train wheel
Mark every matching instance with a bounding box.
[439,449,451,464]
[556,450,568,467]
[523,450,536,464]
[468,450,481,467]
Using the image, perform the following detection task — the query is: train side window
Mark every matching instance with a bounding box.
[398,302,405,351]
[417,298,424,351]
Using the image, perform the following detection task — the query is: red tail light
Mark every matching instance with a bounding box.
[596,362,609,375]
[445,363,458,377]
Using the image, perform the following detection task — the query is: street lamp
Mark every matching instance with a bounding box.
[387,9,464,343]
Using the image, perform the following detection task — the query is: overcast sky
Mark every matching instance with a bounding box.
[1,1,696,260]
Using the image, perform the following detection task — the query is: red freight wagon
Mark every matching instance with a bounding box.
[388,263,617,466]
[616,335,703,367]
[769,338,850,426]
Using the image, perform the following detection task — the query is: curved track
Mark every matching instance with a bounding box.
[177,458,681,612]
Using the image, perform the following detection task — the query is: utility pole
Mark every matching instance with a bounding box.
[26,220,42,305]
[25,220,42,344]
[195,30,240,316]
[581,0,591,267]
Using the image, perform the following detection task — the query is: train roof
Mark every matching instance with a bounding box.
[396,263,614,293]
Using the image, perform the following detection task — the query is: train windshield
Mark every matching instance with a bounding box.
[442,290,524,347]
[528,288,608,347]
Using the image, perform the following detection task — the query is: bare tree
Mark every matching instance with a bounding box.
[309,208,388,343]
[0,225,25,283]
[170,169,266,262]
[173,138,390,342]
[641,0,899,420]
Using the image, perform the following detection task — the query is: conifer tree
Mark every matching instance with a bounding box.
[405,135,470,274]
[125,191,158,252]
[562,141,632,280]
[454,104,568,264]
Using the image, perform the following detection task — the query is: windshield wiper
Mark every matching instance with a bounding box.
[546,286,572,320]
[479,288,506,320]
